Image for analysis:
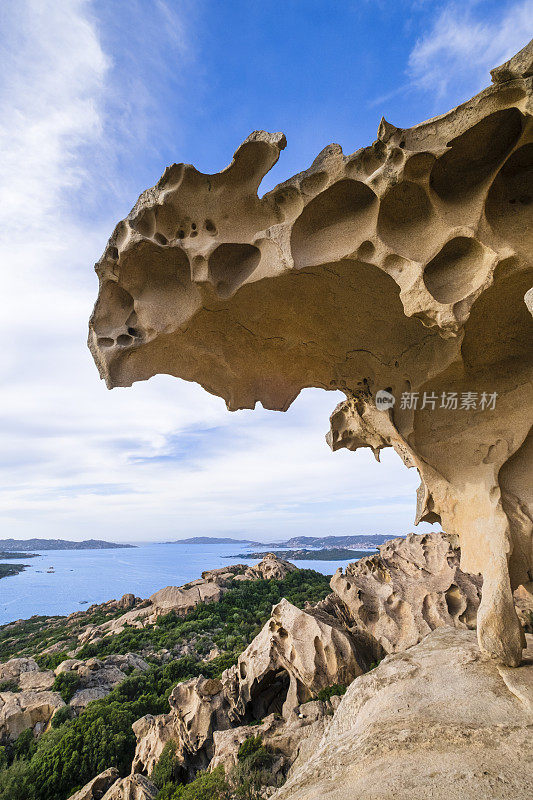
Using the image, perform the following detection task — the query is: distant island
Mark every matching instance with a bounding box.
[0,550,39,559]
[0,538,135,551]
[0,563,30,578]
[165,537,263,545]
[227,548,375,562]
[254,534,394,549]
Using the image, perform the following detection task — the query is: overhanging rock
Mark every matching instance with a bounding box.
[89,42,533,667]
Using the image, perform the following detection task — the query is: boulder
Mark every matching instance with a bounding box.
[132,675,228,778]
[18,669,55,691]
[89,42,533,666]
[67,768,120,800]
[244,553,297,580]
[0,657,39,681]
[273,627,533,800]
[78,555,293,645]
[0,689,64,740]
[328,531,482,653]
[118,593,136,609]
[224,598,371,721]
[132,597,373,778]
[101,774,158,800]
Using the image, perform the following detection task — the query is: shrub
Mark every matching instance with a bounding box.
[51,706,72,728]
[237,736,263,761]
[151,741,180,788]
[315,683,347,702]
[233,736,276,799]
[52,672,81,703]
[0,681,19,693]
[161,766,231,799]
[36,651,70,671]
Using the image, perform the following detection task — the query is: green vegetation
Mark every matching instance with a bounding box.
[315,683,347,702]
[0,681,20,693]
[52,672,81,703]
[0,564,28,579]
[77,570,331,661]
[0,569,331,800]
[158,766,231,800]
[0,552,38,560]
[0,607,124,662]
[156,735,277,800]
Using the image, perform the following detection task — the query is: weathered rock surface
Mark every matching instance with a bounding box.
[132,596,373,779]
[328,531,482,653]
[89,43,533,665]
[0,657,39,681]
[0,689,64,740]
[67,768,120,800]
[224,597,370,721]
[132,674,229,778]
[273,627,533,800]
[101,775,158,800]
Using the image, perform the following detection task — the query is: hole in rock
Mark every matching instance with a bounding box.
[204,219,217,234]
[247,669,290,721]
[377,181,432,258]
[430,108,523,200]
[131,208,156,238]
[445,584,464,617]
[116,334,133,346]
[97,337,114,348]
[154,233,168,246]
[208,243,261,298]
[91,282,134,339]
[423,237,487,304]
[291,179,377,268]
[485,142,533,255]
[357,240,375,260]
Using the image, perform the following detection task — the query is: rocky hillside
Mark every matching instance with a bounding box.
[1,534,531,799]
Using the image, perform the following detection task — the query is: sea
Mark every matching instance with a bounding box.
[0,542,374,625]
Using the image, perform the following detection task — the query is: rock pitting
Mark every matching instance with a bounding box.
[89,43,533,667]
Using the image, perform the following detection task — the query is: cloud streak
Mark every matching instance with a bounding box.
[408,0,533,98]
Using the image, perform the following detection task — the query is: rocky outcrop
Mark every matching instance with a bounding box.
[68,772,157,800]
[273,627,533,800]
[79,554,295,644]
[132,596,374,778]
[89,42,533,666]
[0,657,40,681]
[67,768,120,800]
[0,689,64,740]
[328,531,482,653]
[224,598,371,721]
[211,698,338,782]
[0,651,150,741]
[101,775,158,800]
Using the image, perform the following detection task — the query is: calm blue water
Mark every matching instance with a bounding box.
[0,543,371,625]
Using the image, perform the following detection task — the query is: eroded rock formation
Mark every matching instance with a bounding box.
[327,531,482,653]
[273,628,533,800]
[89,42,533,666]
[131,597,368,779]
[131,534,486,783]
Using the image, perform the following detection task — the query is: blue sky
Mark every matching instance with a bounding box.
[0,0,531,543]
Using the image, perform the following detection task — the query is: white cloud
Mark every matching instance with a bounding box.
[0,0,435,543]
[408,0,533,98]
